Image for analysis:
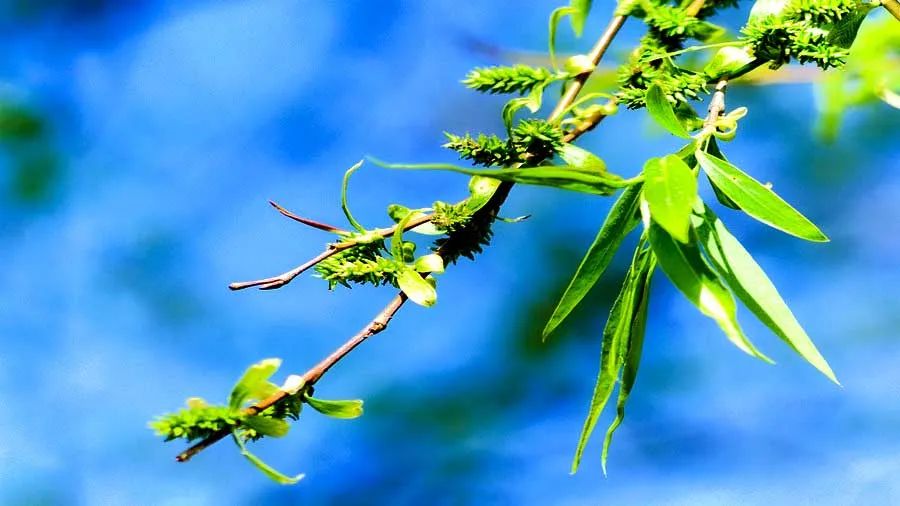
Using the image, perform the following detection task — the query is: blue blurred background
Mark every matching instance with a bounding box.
[0,1,898,504]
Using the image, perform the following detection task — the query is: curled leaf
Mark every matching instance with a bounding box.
[305,395,364,419]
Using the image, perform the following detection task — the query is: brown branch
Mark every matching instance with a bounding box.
[177,7,633,463]
[701,79,729,134]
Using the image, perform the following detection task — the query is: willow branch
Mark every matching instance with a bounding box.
[176,10,629,463]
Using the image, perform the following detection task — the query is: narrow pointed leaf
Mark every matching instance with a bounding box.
[601,254,654,474]
[374,160,630,196]
[544,184,642,339]
[645,85,691,138]
[648,223,773,362]
[305,395,364,419]
[571,242,650,473]
[642,155,697,243]
[229,358,282,410]
[695,205,838,383]
[704,138,740,209]
[695,150,828,242]
[232,433,304,485]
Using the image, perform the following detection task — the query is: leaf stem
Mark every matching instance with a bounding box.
[883,0,900,22]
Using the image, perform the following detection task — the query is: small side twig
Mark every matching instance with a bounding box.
[228,213,434,291]
[883,0,900,22]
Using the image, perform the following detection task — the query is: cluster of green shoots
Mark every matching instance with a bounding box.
[153,0,898,484]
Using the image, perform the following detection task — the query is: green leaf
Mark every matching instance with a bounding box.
[645,85,691,139]
[571,242,653,474]
[694,205,838,383]
[341,160,366,233]
[375,161,630,196]
[703,139,740,210]
[569,0,593,36]
[544,184,642,339]
[642,155,697,243]
[557,143,607,172]
[601,251,655,474]
[397,268,437,307]
[502,84,545,135]
[648,223,772,362]
[704,46,755,79]
[563,54,595,76]
[229,358,282,410]
[465,175,502,213]
[232,433,304,485]
[748,0,790,20]
[387,204,442,235]
[414,253,445,273]
[305,395,364,419]
[243,416,290,438]
[695,150,828,242]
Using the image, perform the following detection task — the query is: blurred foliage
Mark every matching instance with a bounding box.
[0,100,61,207]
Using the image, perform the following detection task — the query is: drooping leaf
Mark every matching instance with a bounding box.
[466,175,502,213]
[232,433,304,485]
[642,155,697,243]
[502,84,545,135]
[571,240,651,473]
[305,395,364,419]
[549,6,576,69]
[694,205,838,383]
[557,143,607,172]
[374,160,631,196]
[243,416,290,438]
[229,358,282,410]
[544,184,642,339]
[569,0,593,36]
[645,85,691,138]
[601,251,655,474]
[397,268,437,307]
[695,150,828,242]
[648,223,772,362]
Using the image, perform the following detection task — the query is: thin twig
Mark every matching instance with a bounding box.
[702,79,729,133]
[178,7,633,462]
[228,214,434,291]
[268,200,348,234]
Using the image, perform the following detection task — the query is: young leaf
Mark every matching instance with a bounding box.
[549,6,576,69]
[243,416,290,438]
[341,160,367,233]
[229,358,282,410]
[645,85,691,139]
[544,184,642,339]
[569,0,593,36]
[466,175,502,213]
[571,242,651,473]
[557,143,607,172]
[826,4,875,49]
[601,252,654,474]
[305,395,365,419]
[648,223,773,362]
[642,155,697,243]
[397,268,437,307]
[232,433,304,485]
[374,160,630,196]
[695,150,829,242]
[414,253,445,273]
[694,205,838,383]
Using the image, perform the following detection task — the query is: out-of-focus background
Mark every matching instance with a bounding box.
[0,1,898,504]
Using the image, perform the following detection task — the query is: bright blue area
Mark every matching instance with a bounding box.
[0,1,898,504]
